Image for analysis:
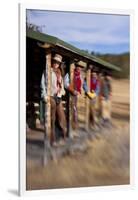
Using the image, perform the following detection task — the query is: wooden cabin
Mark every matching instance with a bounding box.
[26,30,120,140]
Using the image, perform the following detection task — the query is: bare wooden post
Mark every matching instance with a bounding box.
[38,42,53,165]
[69,61,75,138]
[43,51,51,165]
[85,67,91,131]
[45,53,51,139]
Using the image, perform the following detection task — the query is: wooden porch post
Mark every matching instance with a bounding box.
[44,52,51,141]
[37,43,52,143]
[43,50,52,165]
[38,43,53,164]
[69,60,75,138]
[85,67,91,132]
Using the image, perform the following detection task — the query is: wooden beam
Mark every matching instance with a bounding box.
[53,46,91,65]
[37,42,53,49]
[37,42,53,55]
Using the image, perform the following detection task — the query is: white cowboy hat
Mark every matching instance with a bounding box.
[53,54,62,63]
[75,61,87,68]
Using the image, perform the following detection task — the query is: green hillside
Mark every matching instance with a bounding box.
[95,52,130,78]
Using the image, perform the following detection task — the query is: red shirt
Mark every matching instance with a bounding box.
[90,78,99,92]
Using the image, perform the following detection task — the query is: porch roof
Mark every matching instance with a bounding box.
[27,30,121,72]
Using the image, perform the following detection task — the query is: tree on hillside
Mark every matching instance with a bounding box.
[26,16,45,33]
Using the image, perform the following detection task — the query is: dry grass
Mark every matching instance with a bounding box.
[27,79,130,190]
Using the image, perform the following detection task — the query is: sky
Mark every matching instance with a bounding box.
[27,9,130,54]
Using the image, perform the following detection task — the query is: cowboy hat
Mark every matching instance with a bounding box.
[53,54,62,63]
[75,61,87,68]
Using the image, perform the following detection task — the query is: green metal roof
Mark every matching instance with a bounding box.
[26,30,121,72]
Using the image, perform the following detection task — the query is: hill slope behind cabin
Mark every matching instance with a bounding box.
[96,52,130,78]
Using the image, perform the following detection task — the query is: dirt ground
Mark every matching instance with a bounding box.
[26,79,130,190]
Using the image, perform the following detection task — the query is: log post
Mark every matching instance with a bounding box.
[69,61,75,138]
[44,52,51,140]
[85,67,91,132]
[43,51,52,165]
